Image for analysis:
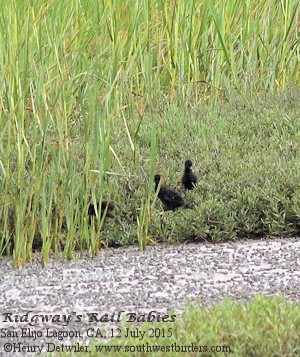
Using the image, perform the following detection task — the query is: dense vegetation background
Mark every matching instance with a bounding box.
[0,0,299,266]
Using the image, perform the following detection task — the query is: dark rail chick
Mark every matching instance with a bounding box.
[154,175,187,211]
[88,200,115,220]
[182,159,197,190]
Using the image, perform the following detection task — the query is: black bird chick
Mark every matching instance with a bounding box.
[182,160,197,190]
[88,200,115,220]
[154,175,186,211]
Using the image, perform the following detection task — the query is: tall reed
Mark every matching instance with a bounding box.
[0,0,299,265]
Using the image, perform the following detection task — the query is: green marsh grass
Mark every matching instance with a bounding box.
[137,127,158,250]
[0,0,299,265]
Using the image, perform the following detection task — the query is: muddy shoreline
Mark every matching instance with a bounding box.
[0,237,299,352]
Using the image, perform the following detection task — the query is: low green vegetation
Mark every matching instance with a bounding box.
[0,0,299,266]
[1,91,300,265]
[55,295,300,357]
